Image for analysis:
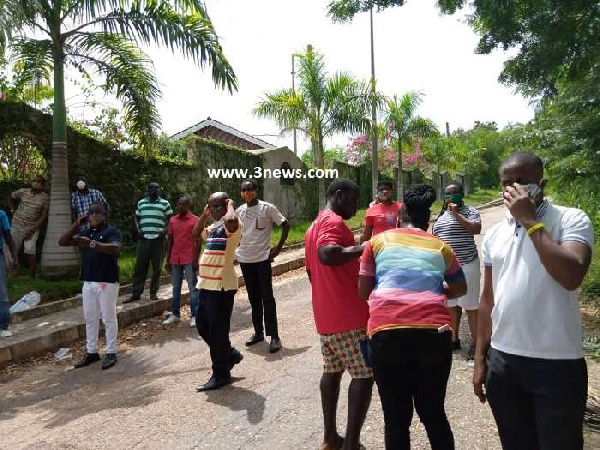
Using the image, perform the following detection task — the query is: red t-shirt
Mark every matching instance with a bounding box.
[168,211,199,265]
[305,209,369,334]
[364,201,403,236]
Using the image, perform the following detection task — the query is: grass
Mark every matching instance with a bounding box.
[270,208,367,247]
[7,188,501,305]
[8,249,137,305]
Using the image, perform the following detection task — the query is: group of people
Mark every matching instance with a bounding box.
[306,151,594,450]
[0,150,595,449]
[57,179,289,379]
[0,175,104,337]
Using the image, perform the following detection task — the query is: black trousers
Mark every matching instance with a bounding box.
[369,329,454,450]
[486,348,587,450]
[240,260,278,338]
[131,236,165,298]
[196,289,239,379]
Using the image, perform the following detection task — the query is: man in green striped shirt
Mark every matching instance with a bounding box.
[127,182,174,302]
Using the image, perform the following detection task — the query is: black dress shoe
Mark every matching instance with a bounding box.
[245,333,264,346]
[196,376,231,392]
[269,337,282,354]
[149,294,158,301]
[229,349,244,370]
[74,352,101,369]
[101,353,118,370]
[123,296,139,304]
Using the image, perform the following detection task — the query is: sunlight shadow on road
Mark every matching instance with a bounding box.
[245,345,311,362]
[204,381,266,425]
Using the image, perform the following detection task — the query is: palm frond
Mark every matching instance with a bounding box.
[0,0,47,50]
[324,73,372,135]
[406,116,439,139]
[253,89,308,132]
[68,32,161,155]
[297,47,327,110]
[65,0,237,93]
[9,37,53,89]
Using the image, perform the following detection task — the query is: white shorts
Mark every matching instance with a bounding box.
[447,258,480,310]
[11,223,39,255]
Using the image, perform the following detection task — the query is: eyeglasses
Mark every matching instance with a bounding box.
[209,204,224,211]
[241,187,257,192]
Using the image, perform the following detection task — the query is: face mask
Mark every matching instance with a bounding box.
[444,193,463,205]
[377,189,391,201]
[241,191,257,203]
[76,180,85,190]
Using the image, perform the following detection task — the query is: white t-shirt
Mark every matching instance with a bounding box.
[482,202,594,360]
[235,200,286,264]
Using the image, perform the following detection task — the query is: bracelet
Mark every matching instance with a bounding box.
[527,222,545,236]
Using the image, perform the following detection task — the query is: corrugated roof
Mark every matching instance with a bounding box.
[170,117,276,149]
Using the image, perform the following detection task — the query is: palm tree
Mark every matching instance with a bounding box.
[383,92,438,200]
[0,0,237,276]
[253,45,374,208]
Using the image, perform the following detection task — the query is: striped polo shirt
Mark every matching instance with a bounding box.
[136,197,174,239]
[432,205,481,265]
[198,219,243,291]
[360,228,465,337]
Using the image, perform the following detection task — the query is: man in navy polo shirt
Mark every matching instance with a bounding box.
[59,202,122,370]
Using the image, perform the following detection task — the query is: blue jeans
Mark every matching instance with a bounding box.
[170,263,199,318]
[0,254,11,330]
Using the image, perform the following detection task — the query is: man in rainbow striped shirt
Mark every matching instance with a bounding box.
[193,192,243,392]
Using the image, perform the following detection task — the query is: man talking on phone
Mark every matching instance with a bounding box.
[474,151,594,449]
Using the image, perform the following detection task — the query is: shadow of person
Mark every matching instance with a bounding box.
[245,345,312,362]
[204,381,266,425]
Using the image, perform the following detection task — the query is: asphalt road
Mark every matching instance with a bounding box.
[0,205,596,449]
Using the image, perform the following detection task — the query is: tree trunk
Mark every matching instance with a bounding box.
[317,136,326,210]
[41,50,80,277]
[396,139,404,201]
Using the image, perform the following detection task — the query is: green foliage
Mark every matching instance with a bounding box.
[438,0,600,98]
[382,91,438,197]
[254,46,376,170]
[0,135,47,180]
[327,0,406,22]
[0,0,237,155]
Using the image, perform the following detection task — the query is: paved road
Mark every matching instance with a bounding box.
[0,206,594,449]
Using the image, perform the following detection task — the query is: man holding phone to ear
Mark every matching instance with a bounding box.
[474,151,594,449]
[59,203,122,370]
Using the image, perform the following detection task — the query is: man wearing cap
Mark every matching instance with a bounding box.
[127,182,173,302]
[70,176,108,232]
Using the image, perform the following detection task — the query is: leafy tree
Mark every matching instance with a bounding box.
[0,0,237,276]
[383,92,438,199]
[438,0,600,97]
[327,0,406,22]
[254,46,374,207]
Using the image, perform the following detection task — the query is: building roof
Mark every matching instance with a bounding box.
[171,117,276,150]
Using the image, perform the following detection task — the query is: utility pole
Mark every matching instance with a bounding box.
[445,121,450,137]
[291,54,297,155]
[370,6,378,200]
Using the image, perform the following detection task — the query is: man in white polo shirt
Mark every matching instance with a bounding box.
[473,151,594,449]
[236,179,290,354]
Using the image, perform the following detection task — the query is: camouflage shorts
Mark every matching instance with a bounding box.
[320,328,373,379]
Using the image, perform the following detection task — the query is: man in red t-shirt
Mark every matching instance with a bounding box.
[164,196,199,327]
[305,179,373,450]
[360,180,403,243]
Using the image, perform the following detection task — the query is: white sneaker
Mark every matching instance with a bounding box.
[190,317,196,328]
[162,315,181,325]
[0,329,13,338]
[162,310,173,318]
